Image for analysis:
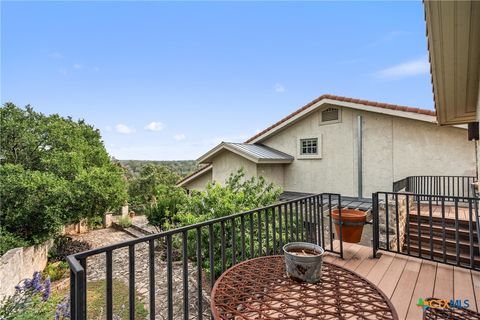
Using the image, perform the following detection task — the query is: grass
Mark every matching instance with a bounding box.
[56,279,147,320]
[85,279,147,320]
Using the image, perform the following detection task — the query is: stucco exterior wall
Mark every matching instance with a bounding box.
[263,107,357,195]
[183,170,212,191]
[262,107,475,197]
[211,151,257,185]
[257,164,285,188]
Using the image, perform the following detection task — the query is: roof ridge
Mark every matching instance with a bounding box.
[245,94,436,143]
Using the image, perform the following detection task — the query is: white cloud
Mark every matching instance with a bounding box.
[49,52,63,59]
[144,121,164,132]
[173,133,186,141]
[274,83,285,93]
[115,124,135,134]
[73,63,83,69]
[376,57,429,79]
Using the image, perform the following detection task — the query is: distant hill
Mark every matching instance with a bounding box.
[119,160,201,178]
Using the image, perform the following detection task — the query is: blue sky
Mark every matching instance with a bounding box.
[1,1,431,160]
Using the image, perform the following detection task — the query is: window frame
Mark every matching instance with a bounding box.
[297,136,322,160]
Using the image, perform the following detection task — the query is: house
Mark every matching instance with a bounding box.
[178,94,476,198]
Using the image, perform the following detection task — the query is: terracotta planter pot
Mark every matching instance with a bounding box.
[332,209,367,243]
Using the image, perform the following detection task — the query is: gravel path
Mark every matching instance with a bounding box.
[72,228,210,319]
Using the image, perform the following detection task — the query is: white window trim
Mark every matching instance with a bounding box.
[319,106,341,126]
[297,136,322,160]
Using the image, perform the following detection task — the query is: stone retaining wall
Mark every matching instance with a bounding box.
[0,240,53,300]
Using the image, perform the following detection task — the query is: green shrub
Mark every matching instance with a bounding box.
[145,185,186,232]
[87,215,104,230]
[43,261,69,282]
[48,235,91,263]
[177,168,282,277]
[0,228,29,256]
[117,216,132,228]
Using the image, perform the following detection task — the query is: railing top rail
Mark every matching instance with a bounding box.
[375,191,479,201]
[67,193,341,267]
[402,175,476,178]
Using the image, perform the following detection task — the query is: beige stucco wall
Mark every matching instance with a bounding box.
[262,107,475,198]
[257,164,285,188]
[183,170,212,191]
[211,151,257,185]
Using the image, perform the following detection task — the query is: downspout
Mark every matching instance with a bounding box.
[357,115,363,199]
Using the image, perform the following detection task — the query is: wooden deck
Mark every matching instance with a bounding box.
[324,241,480,319]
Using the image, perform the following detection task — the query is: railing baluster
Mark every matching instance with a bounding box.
[295,201,300,241]
[278,204,283,248]
[196,228,203,320]
[249,212,254,258]
[265,209,270,255]
[289,202,294,242]
[454,199,460,266]
[166,235,173,320]
[320,195,325,248]
[395,194,400,253]
[468,199,474,269]
[129,245,135,320]
[106,251,113,320]
[208,225,215,290]
[232,218,237,265]
[148,239,155,320]
[220,221,226,271]
[328,194,333,252]
[70,270,76,320]
[182,231,189,320]
[385,193,390,252]
[241,215,246,260]
[338,194,343,259]
[417,195,422,259]
[272,206,277,255]
[441,198,447,264]
[406,195,410,256]
[257,210,262,256]
[428,198,434,260]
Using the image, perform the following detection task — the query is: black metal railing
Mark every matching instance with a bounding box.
[392,176,477,201]
[373,191,480,271]
[67,193,343,320]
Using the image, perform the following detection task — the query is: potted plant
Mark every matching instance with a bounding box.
[332,209,367,243]
[283,242,324,283]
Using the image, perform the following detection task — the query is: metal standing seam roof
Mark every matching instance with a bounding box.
[225,143,294,161]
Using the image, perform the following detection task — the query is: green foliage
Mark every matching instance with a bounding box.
[48,235,92,263]
[176,168,282,277]
[0,165,70,244]
[128,163,181,206]
[117,216,132,228]
[0,103,128,246]
[144,185,187,232]
[87,215,104,230]
[0,227,29,256]
[120,159,200,178]
[43,261,69,282]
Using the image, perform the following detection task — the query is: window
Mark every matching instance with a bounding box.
[300,138,318,155]
[321,107,339,122]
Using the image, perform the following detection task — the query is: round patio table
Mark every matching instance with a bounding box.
[211,255,398,320]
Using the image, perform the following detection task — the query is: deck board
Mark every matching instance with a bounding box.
[324,244,480,319]
[453,266,477,312]
[405,259,436,319]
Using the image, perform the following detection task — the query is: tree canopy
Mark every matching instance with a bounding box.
[0,103,127,249]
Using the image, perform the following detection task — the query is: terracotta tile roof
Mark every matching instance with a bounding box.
[245,94,436,143]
